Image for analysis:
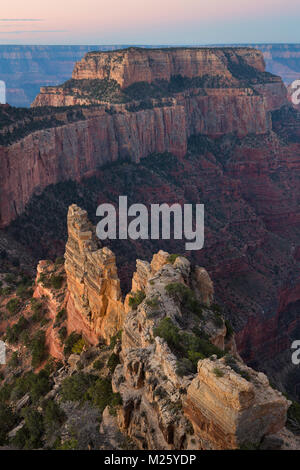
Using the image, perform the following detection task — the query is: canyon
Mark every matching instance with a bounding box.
[0,46,300,449]
[0,44,299,108]
[6,204,291,450]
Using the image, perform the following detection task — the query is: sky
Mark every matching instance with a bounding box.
[0,0,299,45]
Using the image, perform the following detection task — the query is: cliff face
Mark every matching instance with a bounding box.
[1,47,288,228]
[71,47,265,87]
[0,104,186,227]
[8,205,289,450]
[185,358,288,449]
[64,204,125,344]
[0,44,299,107]
[111,247,289,450]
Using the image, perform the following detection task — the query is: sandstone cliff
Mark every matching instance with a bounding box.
[112,248,289,449]
[20,206,291,450]
[71,47,265,87]
[64,204,125,344]
[1,47,288,228]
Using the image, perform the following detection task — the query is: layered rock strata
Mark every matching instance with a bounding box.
[64,204,125,344]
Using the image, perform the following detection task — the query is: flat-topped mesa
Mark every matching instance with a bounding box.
[72,47,266,88]
[64,204,125,344]
[32,46,287,110]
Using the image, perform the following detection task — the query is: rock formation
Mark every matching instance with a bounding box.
[0,47,288,228]
[70,47,265,87]
[111,247,289,450]
[64,204,125,344]
[185,358,288,449]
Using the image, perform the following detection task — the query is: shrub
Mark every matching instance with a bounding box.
[30,331,47,368]
[110,330,122,349]
[153,317,183,354]
[93,359,104,371]
[128,290,146,310]
[224,354,251,381]
[213,367,224,378]
[63,332,82,356]
[176,358,195,377]
[107,353,120,373]
[287,401,300,434]
[6,298,21,315]
[57,438,78,450]
[50,275,63,290]
[154,317,224,376]
[167,254,180,264]
[213,314,223,328]
[71,338,86,355]
[0,403,17,445]
[165,283,202,317]
[54,308,67,328]
[61,372,97,402]
[6,316,29,344]
[58,326,67,344]
[54,256,64,267]
[86,377,122,413]
[9,351,19,368]
[17,408,44,449]
[11,369,51,403]
[43,400,66,428]
[146,296,159,309]
[30,299,44,322]
[16,284,33,300]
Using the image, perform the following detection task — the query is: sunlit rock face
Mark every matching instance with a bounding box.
[64,204,125,345]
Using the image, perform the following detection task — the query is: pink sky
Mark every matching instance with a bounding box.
[0,0,299,44]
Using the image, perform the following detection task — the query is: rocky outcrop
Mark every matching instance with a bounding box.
[112,249,288,450]
[64,204,125,344]
[0,47,289,228]
[33,259,66,360]
[184,357,289,449]
[71,47,265,87]
[0,104,186,227]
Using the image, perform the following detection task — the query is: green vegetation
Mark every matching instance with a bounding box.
[154,317,224,377]
[93,359,104,371]
[63,331,82,356]
[54,308,67,328]
[145,296,159,309]
[0,403,17,445]
[110,330,122,349]
[86,377,122,414]
[224,354,251,382]
[61,372,97,402]
[43,400,66,428]
[58,326,67,344]
[165,282,203,317]
[128,290,146,310]
[6,298,21,315]
[213,367,224,378]
[38,273,63,290]
[61,372,122,414]
[107,353,120,373]
[12,408,44,449]
[57,438,78,450]
[6,316,29,344]
[167,254,180,264]
[71,337,86,355]
[30,331,47,368]
[30,298,44,322]
[10,369,51,404]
